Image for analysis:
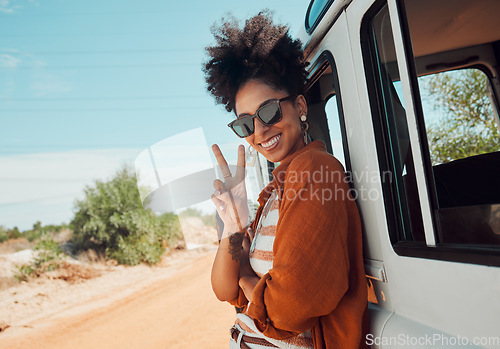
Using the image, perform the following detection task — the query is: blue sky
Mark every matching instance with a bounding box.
[0,0,310,230]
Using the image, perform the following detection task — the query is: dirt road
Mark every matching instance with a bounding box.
[0,248,236,348]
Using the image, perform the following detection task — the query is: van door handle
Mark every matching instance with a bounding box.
[364,259,387,282]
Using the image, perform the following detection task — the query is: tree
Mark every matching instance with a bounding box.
[0,226,8,243]
[423,69,500,165]
[70,166,182,265]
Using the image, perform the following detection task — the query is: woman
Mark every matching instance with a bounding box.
[203,11,368,349]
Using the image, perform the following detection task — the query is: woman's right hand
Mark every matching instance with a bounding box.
[211,144,249,237]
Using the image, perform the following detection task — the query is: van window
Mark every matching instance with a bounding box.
[418,68,500,245]
[306,0,334,33]
[326,95,346,169]
[305,54,349,173]
[364,0,500,260]
[402,0,500,247]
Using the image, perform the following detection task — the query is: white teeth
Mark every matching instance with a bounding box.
[261,135,280,148]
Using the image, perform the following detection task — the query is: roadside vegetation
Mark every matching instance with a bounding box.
[0,221,71,285]
[1,166,191,287]
[14,235,63,282]
[0,226,22,243]
[69,166,184,266]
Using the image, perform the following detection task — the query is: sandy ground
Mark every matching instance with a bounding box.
[0,245,236,348]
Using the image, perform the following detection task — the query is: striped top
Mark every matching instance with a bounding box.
[235,190,313,349]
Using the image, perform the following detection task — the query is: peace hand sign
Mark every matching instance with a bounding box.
[211,144,248,237]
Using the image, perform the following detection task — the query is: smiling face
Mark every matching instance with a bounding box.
[234,79,307,163]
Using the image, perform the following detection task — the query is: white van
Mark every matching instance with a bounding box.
[292,0,500,347]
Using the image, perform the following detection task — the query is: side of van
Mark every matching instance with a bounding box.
[294,0,500,347]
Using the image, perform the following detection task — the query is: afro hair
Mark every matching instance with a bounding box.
[203,10,308,113]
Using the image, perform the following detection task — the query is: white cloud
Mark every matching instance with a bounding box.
[30,71,72,97]
[0,0,22,14]
[0,54,21,68]
[0,0,37,14]
[0,5,14,13]
[0,50,72,97]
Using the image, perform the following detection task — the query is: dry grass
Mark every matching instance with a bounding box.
[76,249,107,264]
[0,238,33,254]
[52,228,72,243]
[0,221,205,292]
[0,236,105,291]
[0,239,33,291]
[43,261,102,283]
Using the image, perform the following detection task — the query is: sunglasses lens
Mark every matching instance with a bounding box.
[258,102,281,125]
[231,117,254,138]
[229,99,286,137]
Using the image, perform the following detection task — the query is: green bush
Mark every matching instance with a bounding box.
[70,166,182,265]
[15,235,63,281]
[0,226,25,242]
[22,221,68,242]
[24,228,43,242]
[0,226,8,243]
[8,227,22,240]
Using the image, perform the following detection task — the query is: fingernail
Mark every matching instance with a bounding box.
[214,190,221,196]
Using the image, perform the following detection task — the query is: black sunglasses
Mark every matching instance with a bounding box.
[228,95,296,138]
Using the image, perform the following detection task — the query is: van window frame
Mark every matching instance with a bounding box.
[361,0,413,246]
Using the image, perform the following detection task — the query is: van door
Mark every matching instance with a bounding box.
[358,0,500,347]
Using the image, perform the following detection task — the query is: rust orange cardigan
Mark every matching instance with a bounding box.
[229,141,368,349]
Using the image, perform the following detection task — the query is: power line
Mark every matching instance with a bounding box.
[0,178,91,182]
[0,106,210,112]
[0,95,205,101]
[0,145,145,148]
[0,7,248,18]
[1,48,200,55]
[0,31,203,39]
[0,63,200,70]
